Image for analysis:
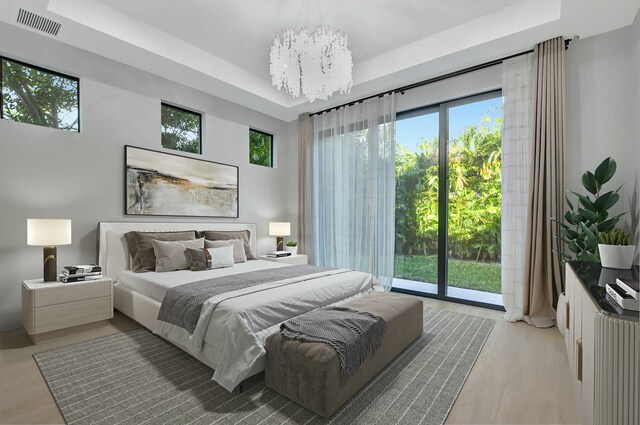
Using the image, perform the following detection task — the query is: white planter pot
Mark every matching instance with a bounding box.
[285,246,298,255]
[598,244,636,269]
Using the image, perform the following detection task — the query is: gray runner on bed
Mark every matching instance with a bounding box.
[157,265,333,334]
[280,307,387,386]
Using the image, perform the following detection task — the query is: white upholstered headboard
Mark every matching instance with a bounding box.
[98,222,257,282]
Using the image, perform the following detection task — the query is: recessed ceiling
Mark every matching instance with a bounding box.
[97,0,526,78]
[1,0,638,122]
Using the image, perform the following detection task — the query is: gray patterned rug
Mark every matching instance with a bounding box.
[34,306,494,425]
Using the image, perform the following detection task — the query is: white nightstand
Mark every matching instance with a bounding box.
[22,277,113,344]
[258,254,308,265]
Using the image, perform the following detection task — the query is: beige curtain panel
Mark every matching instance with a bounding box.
[523,36,566,328]
[298,113,314,261]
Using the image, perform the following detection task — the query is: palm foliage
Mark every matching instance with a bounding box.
[395,117,502,262]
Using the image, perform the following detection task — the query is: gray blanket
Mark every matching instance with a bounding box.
[280,307,387,386]
[157,265,333,334]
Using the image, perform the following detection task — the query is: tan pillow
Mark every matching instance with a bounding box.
[124,231,197,272]
[152,238,205,272]
[205,239,247,263]
[200,230,255,259]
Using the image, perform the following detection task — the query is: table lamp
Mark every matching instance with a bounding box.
[269,222,290,252]
[27,219,72,282]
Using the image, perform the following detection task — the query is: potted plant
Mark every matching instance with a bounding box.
[553,157,626,264]
[598,229,636,269]
[285,240,298,255]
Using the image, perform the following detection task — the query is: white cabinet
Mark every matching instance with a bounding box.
[565,264,639,425]
[22,278,113,344]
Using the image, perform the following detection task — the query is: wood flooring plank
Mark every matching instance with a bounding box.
[0,300,579,425]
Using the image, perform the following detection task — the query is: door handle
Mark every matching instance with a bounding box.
[565,301,570,330]
[576,338,583,382]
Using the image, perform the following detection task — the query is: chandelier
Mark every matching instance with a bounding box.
[270,25,353,103]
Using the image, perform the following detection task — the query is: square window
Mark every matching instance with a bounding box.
[1,58,79,132]
[249,129,273,167]
[161,103,202,154]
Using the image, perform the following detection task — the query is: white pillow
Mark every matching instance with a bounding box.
[187,245,234,270]
[205,239,247,263]
[208,246,235,269]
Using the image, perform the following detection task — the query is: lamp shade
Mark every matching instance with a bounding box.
[27,219,72,246]
[269,222,291,237]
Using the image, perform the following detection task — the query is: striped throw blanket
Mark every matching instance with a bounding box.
[281,307,387,386]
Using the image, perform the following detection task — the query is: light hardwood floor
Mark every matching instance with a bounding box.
[0,298,579,425]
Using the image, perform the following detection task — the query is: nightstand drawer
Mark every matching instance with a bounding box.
[32,280,111,307]
[34,296,112,334]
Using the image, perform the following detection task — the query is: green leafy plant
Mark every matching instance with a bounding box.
[286,240,298,247]
[599,229,631,246]
[553,157,625,263]
[395,116,502,262]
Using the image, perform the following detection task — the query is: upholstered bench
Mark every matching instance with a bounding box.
[265,292,423,418]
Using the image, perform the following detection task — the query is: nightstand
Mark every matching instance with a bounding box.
[258,254,309,265]
[22,277,113,344]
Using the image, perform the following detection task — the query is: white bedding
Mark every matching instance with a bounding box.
[117,259,288,302]
[118,261,382,391]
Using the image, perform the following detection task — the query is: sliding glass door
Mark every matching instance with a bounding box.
[393,91,504,308]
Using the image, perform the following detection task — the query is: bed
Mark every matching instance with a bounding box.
[98,222,382,391]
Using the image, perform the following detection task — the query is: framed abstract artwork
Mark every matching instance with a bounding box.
[125,145,239,217]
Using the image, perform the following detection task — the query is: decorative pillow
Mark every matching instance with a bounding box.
[205,239,247,263]
[187,246,235,271]
[152,238,205,272]
[125,231,198,272]
[200,230,255,259]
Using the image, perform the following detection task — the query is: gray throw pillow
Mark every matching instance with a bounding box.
[152,238,205,272]
[200,230,255,259]
[187,246,234,271]
[205,239,247,263]
[124,230,197,272]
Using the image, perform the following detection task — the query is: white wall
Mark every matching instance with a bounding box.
[0,23,299,330]
[396,65,502,113]
[566,11,639,257]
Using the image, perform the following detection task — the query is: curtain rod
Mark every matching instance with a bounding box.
[309,39,571,117]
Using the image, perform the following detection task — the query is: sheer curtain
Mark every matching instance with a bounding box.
[501,53,533,322]
[310,95,396,289]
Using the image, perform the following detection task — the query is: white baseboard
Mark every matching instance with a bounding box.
[0,310,22,331]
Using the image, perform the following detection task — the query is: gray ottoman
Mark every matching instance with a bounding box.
[265,292,423,418]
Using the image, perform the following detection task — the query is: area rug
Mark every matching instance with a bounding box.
[34,306,494,425]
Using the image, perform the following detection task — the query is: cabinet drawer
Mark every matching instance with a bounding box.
[33,280,111,307]
[34,296,112,334]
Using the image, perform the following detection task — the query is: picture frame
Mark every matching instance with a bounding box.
[124,145,239,218]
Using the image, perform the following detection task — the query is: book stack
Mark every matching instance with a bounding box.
[59,264,103,283]
[606,278,639,312]
[266,251,291,258]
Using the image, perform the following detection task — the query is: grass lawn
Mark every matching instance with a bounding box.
[394,255,501,294]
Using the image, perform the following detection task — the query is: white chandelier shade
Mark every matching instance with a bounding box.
[270,25,353,103]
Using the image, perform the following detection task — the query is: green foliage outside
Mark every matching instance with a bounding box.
[249,130,272,166]
[161,104,201,154]
[394,115,502,294]
[395,116,503,262]
[395,255,502,293]
[1,59,79,131]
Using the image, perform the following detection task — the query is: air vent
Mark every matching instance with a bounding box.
[16,8,61,36]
